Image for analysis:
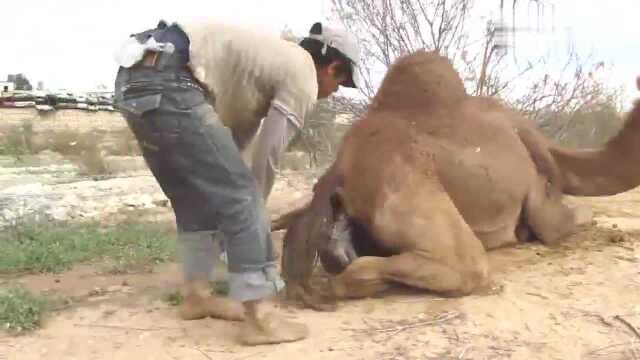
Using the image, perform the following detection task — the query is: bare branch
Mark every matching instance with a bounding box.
[329,0,619,149]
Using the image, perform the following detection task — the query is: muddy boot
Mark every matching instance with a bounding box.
[239,300,309,346]
[179,280,245,321]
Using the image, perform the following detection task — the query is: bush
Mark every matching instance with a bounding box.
[0,286,50,335]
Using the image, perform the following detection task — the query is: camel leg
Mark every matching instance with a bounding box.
[332,158,489,299]
[332,189,489,298]
[524,177,592,245]
[333,251,488,299]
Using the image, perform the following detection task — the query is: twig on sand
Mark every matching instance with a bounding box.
[344,311,462,336]
[234,350,275,360]
[376,311,462,334]
[73,323,180,332]
[525,292,550,300]
[396,297,447,303]
[588,341,638,357]
[194,347,213,360]
[614,315,640,340]
[594,314,615,327]
[458,345,472,359]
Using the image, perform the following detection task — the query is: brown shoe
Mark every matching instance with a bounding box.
[178,281,245,321]
[239,301,309,346]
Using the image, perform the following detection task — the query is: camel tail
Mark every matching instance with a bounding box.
[551,82,640,196]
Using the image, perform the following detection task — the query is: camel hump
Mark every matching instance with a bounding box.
[369,50,467,112]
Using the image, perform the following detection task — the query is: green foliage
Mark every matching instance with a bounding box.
[0,221,175,275]
[0,286,50,334]
[162,291,184,307]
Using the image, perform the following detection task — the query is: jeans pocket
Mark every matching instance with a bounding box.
[117,93,182,148]
[117,93,162,116]
[164,85,207,111]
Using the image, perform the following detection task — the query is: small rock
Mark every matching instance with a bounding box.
[47,206,70,221]
[54,278,61,283]
[102,308,117,317]
[609,233,628,243]
[88,287,105,296]
[123,194,153,209]
[152,199,169,207]
[107,285,124,293]
[121,280,130,286]
[612,223,619,229]
[88,295,110,302]
[107,285,133,293]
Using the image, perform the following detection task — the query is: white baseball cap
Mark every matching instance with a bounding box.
[307,22,361,88]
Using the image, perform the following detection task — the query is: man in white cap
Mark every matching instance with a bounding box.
[113,20,361,345]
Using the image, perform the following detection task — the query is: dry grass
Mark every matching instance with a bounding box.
[44,129,109,175]
[0,123,32,158]
[0,122,142,175]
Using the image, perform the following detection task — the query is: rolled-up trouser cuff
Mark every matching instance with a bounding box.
[178,230,217,282]
[228,266,285,302]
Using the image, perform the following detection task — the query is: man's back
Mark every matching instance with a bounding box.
[181,22,318,133]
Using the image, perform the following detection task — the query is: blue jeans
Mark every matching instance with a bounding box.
[113,61,283,301]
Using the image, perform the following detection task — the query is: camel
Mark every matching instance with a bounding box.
[274,50,640,309]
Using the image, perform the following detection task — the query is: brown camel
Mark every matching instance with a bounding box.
[275,50,640,308]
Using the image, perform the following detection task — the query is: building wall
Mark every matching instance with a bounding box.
[0,82,15,93]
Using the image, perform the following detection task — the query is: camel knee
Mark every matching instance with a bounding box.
[454,261,490,296]
[433,256,489,297]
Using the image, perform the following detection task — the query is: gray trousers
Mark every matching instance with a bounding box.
[114,65,283,302]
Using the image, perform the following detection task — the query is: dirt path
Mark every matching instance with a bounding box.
[2,188,640,360]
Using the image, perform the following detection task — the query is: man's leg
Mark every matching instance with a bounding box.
[176,230,244,321]
[175,99,308,345]
[114,68,245,322]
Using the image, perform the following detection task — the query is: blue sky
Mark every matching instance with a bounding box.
[1,0,637,108]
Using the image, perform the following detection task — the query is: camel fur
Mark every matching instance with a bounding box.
[275,50,640,308]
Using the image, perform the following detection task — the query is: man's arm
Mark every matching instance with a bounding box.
[250,102,302,201]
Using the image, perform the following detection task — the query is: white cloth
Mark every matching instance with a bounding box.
[113,36,175,68]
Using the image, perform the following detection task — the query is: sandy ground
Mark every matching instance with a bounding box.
[0,178,638,360]
[0,109,639,359]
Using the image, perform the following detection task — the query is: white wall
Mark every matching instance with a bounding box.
[0,82,15,93]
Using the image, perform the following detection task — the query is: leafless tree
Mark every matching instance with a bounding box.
[328,0,621,143]
[329,0,556,115]
[330,0,474,99]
